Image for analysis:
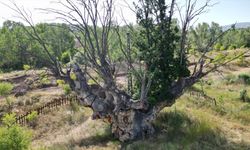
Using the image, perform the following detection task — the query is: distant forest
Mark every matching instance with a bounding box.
[0,20,250,71]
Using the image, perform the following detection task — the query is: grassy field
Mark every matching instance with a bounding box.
[1,52,250,150]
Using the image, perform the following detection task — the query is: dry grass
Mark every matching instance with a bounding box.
[1,52,250,149]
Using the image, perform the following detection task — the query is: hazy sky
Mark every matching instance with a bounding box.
[0,0,249,27]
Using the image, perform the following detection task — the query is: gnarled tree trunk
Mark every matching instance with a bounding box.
[67,63,205,141]
[68,64,157,141]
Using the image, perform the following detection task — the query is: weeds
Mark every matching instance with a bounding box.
[238,73,250,85]
[239,89,249,102]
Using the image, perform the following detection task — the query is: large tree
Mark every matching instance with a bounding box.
[6,0,249,141]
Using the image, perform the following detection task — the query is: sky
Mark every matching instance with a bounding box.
[0,0,249,27]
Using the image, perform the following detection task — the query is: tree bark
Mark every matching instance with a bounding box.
[68,64,157,141]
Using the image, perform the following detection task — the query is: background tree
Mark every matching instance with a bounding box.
[188,22,222,52]
[0,21,75,72]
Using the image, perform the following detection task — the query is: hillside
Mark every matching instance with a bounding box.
[222,22,250,31]
[1,49,250,150]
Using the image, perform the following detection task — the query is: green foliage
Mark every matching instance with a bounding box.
[2,113,16,127]
[219,45,226,51]
[238,73,250,85]
[27,111,38,127]
[63,84,71,95]
[57,79,71,95]
[228,45,237,50]
[135,0,190,104]
[70,73,77,81]
[61,51,70,64]
[56,79,65,86]
[189,22,222,52]
[0,82,13,97]
[213,53,226,64]
[38,71,50,85]
[222,28,250,48]
[0,113,32,150]
[23,64,31,71]
[236,55,246,66]
[0,21,75,71]
[213,43,221,51]
[26,111,38,122]
[240,89,248,102]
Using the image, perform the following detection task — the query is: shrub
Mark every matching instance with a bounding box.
[238,73,250,85]
[27,111,38,127]
[26,111,38,122]
[220,45,226,51]
[56,79,65,86]
[63,84,71,95]
[61,51,70,64]
[240,89,248,102]
[0,82,14,108]
[23,65,31,72]
[240,45,245,49]
[0,113,32,150]
[2,113,16,127]
[228,45,236,50]
[70,73,77,81]
[0,82,13,97]
[214,43,221,51]
[236,55,246,66]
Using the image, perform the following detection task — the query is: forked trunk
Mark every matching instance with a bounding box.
[68,64,157,141]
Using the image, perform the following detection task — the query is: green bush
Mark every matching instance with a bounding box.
[26,111,38,122]
[56,79,65,86]
[238,73,250,85]
[27,111,38,127]
[70,73,77,81]
[0,113,32,150]
[240,89,248,102]
[220,45,226,51]
[23,65,31,71]
[236,54,246,66]
[214,43,221,51]
[0,82,13,97]
[63,84,71,95]
[61,51,70,64]
[0,82,14,108]
[228,45,236,50]
[240,45,245,49]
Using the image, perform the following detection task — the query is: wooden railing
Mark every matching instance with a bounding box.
[15,95,79,125]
